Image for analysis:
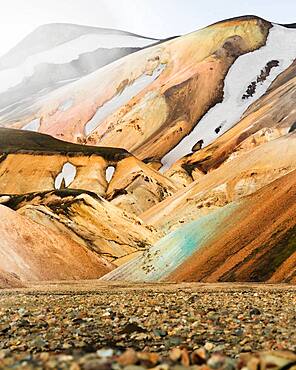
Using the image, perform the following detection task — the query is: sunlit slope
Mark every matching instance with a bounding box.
[168,58,296,180]
[141,133,296,235]
[3,16,289,170]
[0,205,114,282]
[102,170,296,283]
[0,128,179,211]
[3,190,158,265]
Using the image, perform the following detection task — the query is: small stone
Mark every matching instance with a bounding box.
[39,352,50,362]
[118,349,138,366]
[181,348,190,367]
[169,348,182,362]
[134,333,149,341]
[18,308,28,316]
[234,328,244,336]
[204,343,214,351]
[57,354,74,362]
[97,349,114,358]
[153,328,167,337]
[249,308,261,316]
[137,352,160,365]
[207,354,225,369]
[62,342,72,349]
[32,336,47,348]
[70,364,81,370]
[191,347,207,364]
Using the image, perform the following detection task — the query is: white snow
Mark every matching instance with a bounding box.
[58,98,74,112]
[161,24,296,171]
[0,195,10,204]
[84,64,165,135]
[105,166,115,183]
[85,63,165,135]
[22,118,40,132]
[54,162,77,189]
[0,33,156,94]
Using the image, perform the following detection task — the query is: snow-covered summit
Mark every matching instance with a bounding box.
[0,23,159,121]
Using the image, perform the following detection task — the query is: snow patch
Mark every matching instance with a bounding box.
[85,63,165,135]
[58,98,74,112]
[22,118,40,132]
[54,162,77,189]
[0,195,10,204]
[161,25,296,171]
[105,166,115,183]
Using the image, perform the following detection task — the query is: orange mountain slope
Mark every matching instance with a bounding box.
[0,205,114,283]
[102,169,296,283]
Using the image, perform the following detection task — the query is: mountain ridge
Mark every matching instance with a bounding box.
[0,14,295,286]
[0,22,159,70]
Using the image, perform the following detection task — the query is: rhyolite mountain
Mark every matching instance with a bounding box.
[0,15,295,287]
[0,23,158,129]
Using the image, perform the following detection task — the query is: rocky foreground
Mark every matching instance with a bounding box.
[0,282,295,369]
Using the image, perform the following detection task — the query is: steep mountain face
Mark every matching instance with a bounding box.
[141,133,296,235]
[2,17,296,170]
[0,17,271,142]
[2,190,158,265]
[0,205,114,282]
[167,58,296,179]
[102,170,296,283]
[0,15,295,285]
[0,128,178,208]
[0,24,158,126]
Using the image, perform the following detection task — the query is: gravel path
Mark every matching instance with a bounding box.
[0,282,295,369]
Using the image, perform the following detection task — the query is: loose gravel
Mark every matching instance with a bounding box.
[0,282,295,369]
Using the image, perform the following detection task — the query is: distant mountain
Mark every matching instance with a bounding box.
[0,23,158,69]
[0,23,159,122]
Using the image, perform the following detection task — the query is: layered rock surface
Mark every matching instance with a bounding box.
[0,17,273,162]
[0,205,113,282]
[3,190,158,265]
[141,133,296,235]
[0,16,296,284]
[103,170,296,282]
[0,128,178,209]
[0,269,25,289]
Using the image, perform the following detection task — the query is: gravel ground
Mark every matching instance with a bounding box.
[0,282,295,369]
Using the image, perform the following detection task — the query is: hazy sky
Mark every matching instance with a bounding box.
[1,0,296,56]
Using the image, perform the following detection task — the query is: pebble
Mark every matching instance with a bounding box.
[169,348,182,361]
[249,308,261,316]
[97,349,114,358]
[118,349,138,366]
[204,343,214,351]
